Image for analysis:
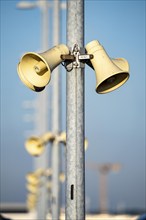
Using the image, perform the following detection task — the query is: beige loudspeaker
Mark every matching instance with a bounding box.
[17,44,69,91]
[25,137,44,157]
[85,40,130,94]
[27,199,37,211]
[26,173,41,185]
[26,183,39,194]
[27,194,38,203]
[25,132,55,156]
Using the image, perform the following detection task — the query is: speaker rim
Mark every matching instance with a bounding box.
[96,71,130,94]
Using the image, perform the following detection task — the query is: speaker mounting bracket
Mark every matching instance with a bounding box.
[61,44,93,71]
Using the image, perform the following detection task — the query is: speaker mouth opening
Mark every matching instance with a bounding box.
[96,72,129,94]
[18,53,51,89]
[25,137,44,156]
[33,86,45,92]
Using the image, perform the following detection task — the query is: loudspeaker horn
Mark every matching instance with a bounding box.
[25,137,44,157]
[17,44,69,91]
[26,173,40,185]
[25,132,55,156]
[26,184,38,194]
[85,40,130,94]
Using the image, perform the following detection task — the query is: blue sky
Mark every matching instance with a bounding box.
[0,0,145,212]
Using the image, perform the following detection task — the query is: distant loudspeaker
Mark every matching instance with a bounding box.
[25,132,55,156]
[17,44,69,91]
[85,40,130,94]
[26,173,40,185]
[26,183,38,194]
[25,137,44,157]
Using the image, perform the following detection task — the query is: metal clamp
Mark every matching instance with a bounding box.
[61,44,93,72]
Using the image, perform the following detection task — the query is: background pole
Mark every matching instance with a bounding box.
[51,0,61,219]
[35,1,50,219]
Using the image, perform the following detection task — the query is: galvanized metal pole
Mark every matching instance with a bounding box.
[66,0,85,219]
[51,0,61,219]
